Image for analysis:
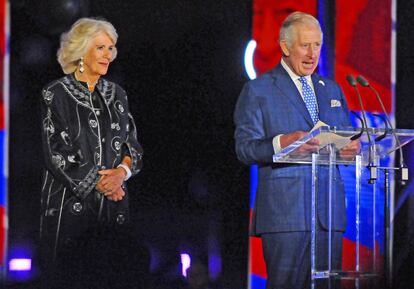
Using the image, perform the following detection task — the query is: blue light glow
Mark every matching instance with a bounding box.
[9,258,31,271]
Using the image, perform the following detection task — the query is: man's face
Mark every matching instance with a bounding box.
[280,24,322,76]
[252,0,317,75]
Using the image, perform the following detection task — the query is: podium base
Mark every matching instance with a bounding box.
[312,270,379,280]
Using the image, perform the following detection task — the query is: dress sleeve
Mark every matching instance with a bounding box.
[117,86,143,177]
[40,85,100,199]
[124,111,143,177]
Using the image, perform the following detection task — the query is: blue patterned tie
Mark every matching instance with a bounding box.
[299,76,319,125]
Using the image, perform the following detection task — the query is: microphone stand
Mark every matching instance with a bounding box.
[346,75,377,183]
[356,75,408,289]
[356,75,408,183]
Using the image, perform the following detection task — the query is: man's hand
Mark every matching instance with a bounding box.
[339,140,361,159]
[95,167,126,196]
[280,131,320,154]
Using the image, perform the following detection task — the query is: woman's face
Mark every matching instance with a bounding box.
[82,32,115,78]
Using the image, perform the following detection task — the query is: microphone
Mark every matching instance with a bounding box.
[356,75,408,182]
[346,75,357,87]
[346,75,377,183]
[346,75,370,130]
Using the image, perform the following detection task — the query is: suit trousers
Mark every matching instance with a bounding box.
[261,230,343,289]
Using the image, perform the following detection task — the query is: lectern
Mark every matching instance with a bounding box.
[272,126,414,288]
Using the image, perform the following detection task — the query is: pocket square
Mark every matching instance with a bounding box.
[331,99,341,107]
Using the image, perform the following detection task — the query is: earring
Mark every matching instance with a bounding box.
[79,57,85,73]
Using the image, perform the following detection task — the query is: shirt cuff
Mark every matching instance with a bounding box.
[117,164,132,181]
[272,134,284,154]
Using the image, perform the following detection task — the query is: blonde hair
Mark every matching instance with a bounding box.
[279,12,323,48]
[57,17,118,74]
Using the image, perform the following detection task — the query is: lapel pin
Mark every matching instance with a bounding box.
[318,80,325,86]
[331,99,341,107]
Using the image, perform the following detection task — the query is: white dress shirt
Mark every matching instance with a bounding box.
[272,59,318,154]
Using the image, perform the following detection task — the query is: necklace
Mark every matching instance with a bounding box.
[87,81,97,91]
[74,70,99,92]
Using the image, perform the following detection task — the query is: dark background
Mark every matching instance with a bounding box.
[394,1,414,288]
[7,0,414,288]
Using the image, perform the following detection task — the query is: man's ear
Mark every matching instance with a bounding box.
[280,41,290,57]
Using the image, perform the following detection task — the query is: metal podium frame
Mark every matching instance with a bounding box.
[272,126,414,288]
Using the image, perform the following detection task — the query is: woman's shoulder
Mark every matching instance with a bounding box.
[40,75,69,105]
[42,74,73,93]
[98,78,128,103]
[99,78,126,93]
[41,74,89,106]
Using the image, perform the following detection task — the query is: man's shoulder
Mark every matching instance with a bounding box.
[245,66,283,88]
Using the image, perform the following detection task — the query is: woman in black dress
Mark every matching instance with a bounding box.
[39,17,143,265]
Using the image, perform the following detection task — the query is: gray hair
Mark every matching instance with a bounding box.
[279,12,323,48]
[57,17,118,74]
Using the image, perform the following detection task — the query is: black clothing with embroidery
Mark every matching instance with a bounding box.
[39,74,143,260]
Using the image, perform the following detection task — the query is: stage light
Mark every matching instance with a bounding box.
[208,253,221,280]
[9,258,31,271]
[244,40,257,80]
[180,253,191,277]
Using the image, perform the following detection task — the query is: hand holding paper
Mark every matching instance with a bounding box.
[280,131,320,154]
[310,121,353,150]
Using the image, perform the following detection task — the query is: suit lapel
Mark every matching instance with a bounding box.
[312,74,330,123]
[270,65,314,127]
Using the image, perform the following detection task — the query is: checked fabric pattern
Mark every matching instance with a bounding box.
[299,76,319,125]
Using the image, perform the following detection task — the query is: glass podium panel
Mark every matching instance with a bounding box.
[272,126,414,288]
[272,126,414,165]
